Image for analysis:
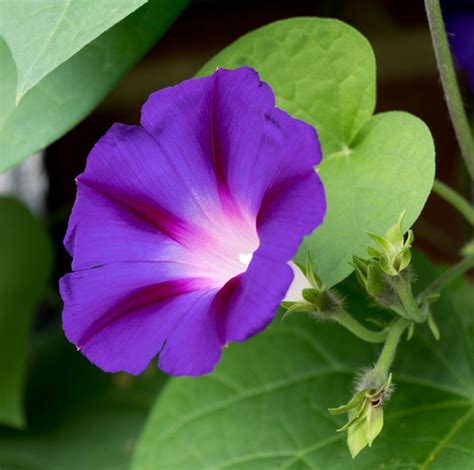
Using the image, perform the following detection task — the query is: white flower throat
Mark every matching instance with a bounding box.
[238,252,253,266]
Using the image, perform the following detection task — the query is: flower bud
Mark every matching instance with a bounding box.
[352,256,389,300]
[329,373,393,458]
[368,211,413,276]
[304,253,325,293]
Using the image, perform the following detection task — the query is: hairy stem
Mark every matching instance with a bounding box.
[333,310,388,343]
[391,276,426,323]
[418,255,474,304]
[432,179,474,225]
[373,318,410,382]
[425,0,474,180]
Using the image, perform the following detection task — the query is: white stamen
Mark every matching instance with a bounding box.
[239,252,253,266]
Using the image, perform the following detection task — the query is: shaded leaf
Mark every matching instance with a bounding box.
[0,327,167,469]
[0,0,188,172]
[0,198,52,428]
[132,257,474,469]
[0,0,146,101]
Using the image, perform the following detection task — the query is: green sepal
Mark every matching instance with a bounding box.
[379,255,398,276]
[385,210,406,246]
[405,228,414,246]
[427,313,441,341]
[397,244,412,272]
[337,402,367,432]
[352,256,400,313]
[367,245,381,258]
[347,403,384,458]
[370,373,392,398]
[406,322,415,341]
[366,406,384,446]
[368,211,414,276]
[305,253,325,292]
[347,409,367,458]
[287,259,345,318]
[301,288,319,305]
[424,292,441,304]
[330,373,392,458]
[351,256,369,289]
[352,256,388,298]
[280,301,294,309]
[329,389,367,416]
[368,233,392,254]
[281,302,317,321]
[366,261,388,298]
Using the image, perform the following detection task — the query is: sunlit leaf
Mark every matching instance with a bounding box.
[198,18,435,287]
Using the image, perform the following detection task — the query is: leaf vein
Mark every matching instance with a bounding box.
[420,406,474,469]
[157,369,352,444]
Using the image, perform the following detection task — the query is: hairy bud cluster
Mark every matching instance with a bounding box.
[329,373,393,458]
[367,211,413,276]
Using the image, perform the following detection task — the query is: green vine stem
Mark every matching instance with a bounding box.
[372,318,410,382]
[425,0,474,180]
[391,276,426,323]
[418,255,474,304]
[432,179,474,225]
[333,310,388,343]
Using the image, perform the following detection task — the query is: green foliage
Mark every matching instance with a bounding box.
[132,257,474,469]
[0,0,188,173]
[198,18,435,287]
[368,211,414,276]
[0,0,146,101]
[0,329,167,470]
[0,198,52,428]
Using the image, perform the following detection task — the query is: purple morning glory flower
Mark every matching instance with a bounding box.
[60,67,326,377]
[445,13,474,90]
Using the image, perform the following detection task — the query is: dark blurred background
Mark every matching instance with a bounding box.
[45,0,473,296]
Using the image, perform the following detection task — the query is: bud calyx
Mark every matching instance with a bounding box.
[368,211,413,276]
[329,374,393,458]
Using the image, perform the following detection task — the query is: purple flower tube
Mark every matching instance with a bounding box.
[60,67,326,377]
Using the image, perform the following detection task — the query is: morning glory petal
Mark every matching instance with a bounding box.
[61,67,326,376]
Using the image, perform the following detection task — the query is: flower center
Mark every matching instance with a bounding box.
[194,214,259,287]
[238,252,253,266]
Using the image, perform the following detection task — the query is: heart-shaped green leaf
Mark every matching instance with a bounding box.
[198,18,435,287]
[0,198,52,428]
[0,0,147,101]
[132,256,474,469]
[0,0,187,173]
